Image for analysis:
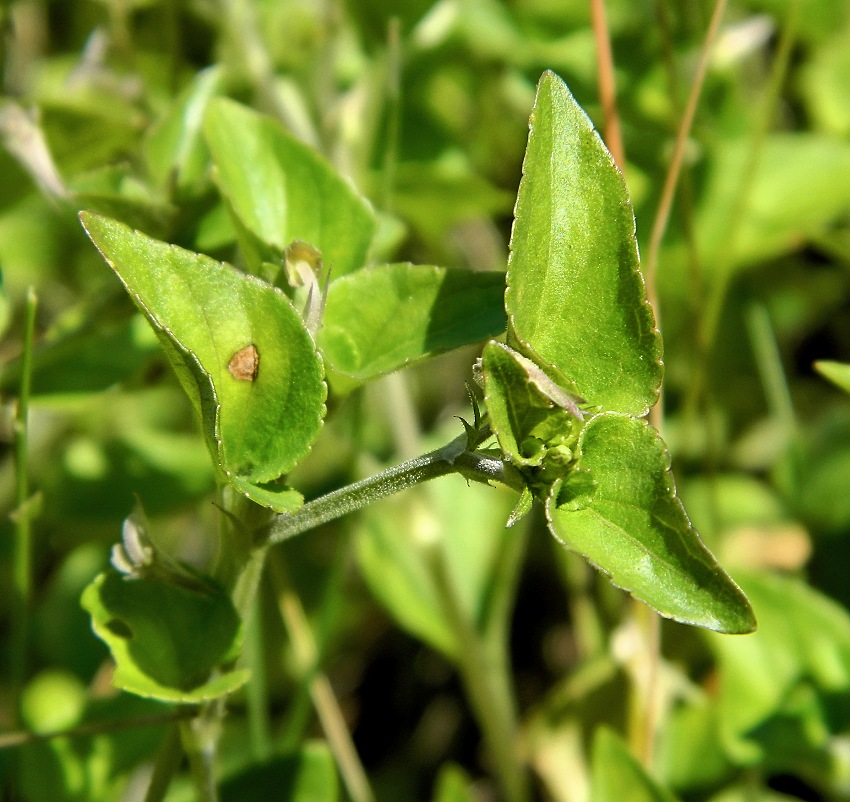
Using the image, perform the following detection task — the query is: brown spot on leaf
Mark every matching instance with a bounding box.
[228,344,259,382]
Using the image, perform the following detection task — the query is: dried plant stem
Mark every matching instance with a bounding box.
[644,0,728,344]
[590,0,625,170]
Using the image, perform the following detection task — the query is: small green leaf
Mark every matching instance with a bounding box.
[79,212,325,505]
[547,413,756,633]
[81,571,249,702]
[203,97,375,275]
[482,340,581,470]
[591,727,681,802]
[505,71,662,416]
[815,360,850,395]
[319,264,506,386]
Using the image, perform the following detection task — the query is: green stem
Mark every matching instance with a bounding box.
[180,702,224,802]
[270,554,376,802]
[267,434,525,544]
[11,286,37,718]
[244,591,272,762]
[430,547,529,802]
[699,0,801,350]
[143,724,184,802]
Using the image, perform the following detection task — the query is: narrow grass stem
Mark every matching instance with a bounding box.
[180,701,224,802]
[745,302,797,437]
[270,555,376,802]
[0,710,193,750]
[143,725,184,802]
[268,434,525,544]
[644,0,728,339]
[215,0,319,147]
[700,0,801,350]
[11,286,37,717]
[429,547,529,802]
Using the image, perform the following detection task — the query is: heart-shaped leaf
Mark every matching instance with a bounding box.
[547,413,756,633]
[80,212,326,509]
[203,97,375,276]
[505,71,662,416]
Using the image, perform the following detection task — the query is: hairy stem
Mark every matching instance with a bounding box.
[267,434,525,544]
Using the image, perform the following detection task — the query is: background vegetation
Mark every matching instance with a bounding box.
[2,0,850,800]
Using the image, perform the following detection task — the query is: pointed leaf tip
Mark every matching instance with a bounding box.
[547,413,756,634]
[506,71,662,416]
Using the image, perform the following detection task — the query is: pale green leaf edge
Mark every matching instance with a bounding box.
[79,211,324,509]
[546,412,756,634]
[81,574,250,703]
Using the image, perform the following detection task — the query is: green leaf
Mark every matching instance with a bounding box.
[144,65,224,189]
[220,743,338,802]
[432,764,476,802]
[695,134,850,271]
[203,97,375,275]
[505,71,662,416]
[81,571,249,702]
[591,727,681,802]
[0,313,160,397]
[319,264,506,386]
[79,213,326,508]
[356,470,524,661]
[547,413,756,633]
[708,570,850,764]
[815,360,850,395]
[482,340,581,470]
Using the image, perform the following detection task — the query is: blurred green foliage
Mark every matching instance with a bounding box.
[2,1,850,801]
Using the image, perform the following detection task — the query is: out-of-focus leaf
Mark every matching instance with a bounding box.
[0,313,160,397]
[203,97,375,274]
[547,413,756,633]
[387,156,514,246]
[505,71,662,417]
[220,743,338,802]
[815,360,850,395]
[20,670,87,735]
[432,763,476,802]
[591,727,680,802]
[319,263,505,387]
[356,470,524,661]
[696,135,850,271]
[800,20,850,137]
[656,697,731,792]
[80,213,326,509]
[708,570,850,763]
[144,66,223,189]
[0,268,10,338]
[81,571,248,702]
